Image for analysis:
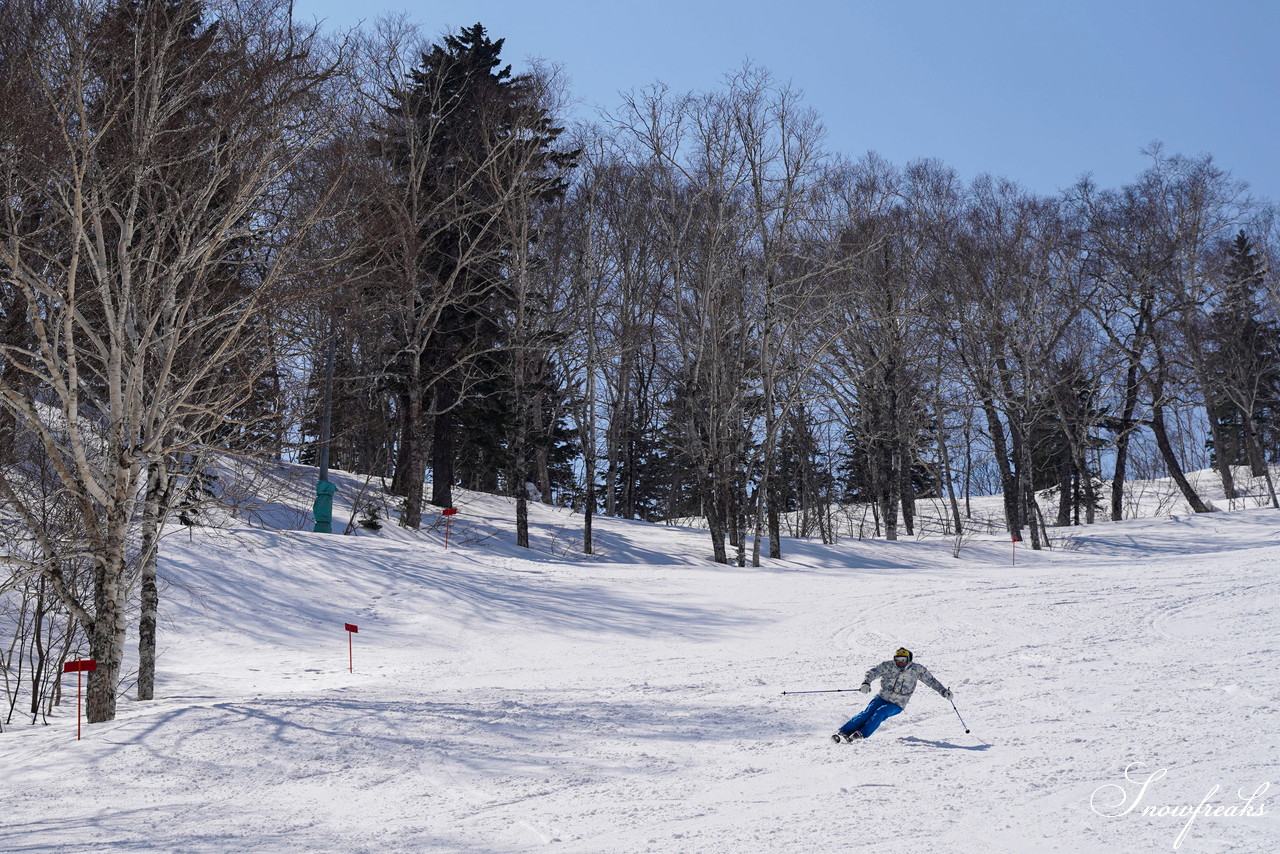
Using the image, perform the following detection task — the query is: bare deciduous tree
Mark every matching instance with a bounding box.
[0,0,346,721]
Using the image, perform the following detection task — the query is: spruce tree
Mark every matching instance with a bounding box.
[375,23,576,516]
[1207,231,1280,478]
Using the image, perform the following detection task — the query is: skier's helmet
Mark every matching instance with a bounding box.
[893,647,913,667]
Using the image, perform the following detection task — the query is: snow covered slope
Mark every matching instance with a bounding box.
[2,473,1277,853]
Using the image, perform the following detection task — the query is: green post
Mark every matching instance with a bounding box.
[313,325,337,533]
[313,480,336,533]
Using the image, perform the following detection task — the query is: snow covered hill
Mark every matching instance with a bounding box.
[2,467,1277,853]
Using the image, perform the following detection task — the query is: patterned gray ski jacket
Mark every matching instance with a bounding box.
[863,661,947,708]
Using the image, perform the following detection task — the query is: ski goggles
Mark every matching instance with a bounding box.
[893,656,909,665]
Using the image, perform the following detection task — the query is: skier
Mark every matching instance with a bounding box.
[832,647,952,742]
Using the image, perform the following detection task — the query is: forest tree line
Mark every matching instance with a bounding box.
[2,0,1278,723]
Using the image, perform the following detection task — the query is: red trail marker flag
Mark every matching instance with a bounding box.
[62,659,97,740]
[442,507,459,549]
[345,624,358,672]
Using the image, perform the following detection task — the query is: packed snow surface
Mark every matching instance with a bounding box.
[3,471,1278,853]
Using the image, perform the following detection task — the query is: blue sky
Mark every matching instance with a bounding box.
[294,0,1280,201]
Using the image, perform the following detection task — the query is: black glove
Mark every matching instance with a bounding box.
[941,688,953,700]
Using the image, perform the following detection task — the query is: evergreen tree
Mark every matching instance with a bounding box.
[1206,231,1280,477]
[375,23,576,519]
[773,408,834,539]
[838,421,938,504]
[1026,383,1107,526]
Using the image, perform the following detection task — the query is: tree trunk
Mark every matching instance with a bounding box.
[391,391,414,497]
[583,478,594,555]
[604,367,628,518]
[1018,438,1044,550]
[731,481,741,553]
[515,491,529,548]
[1056,459,1072,527]
[1080,445,1097,525]
[936,422,965,536]
[767,479,782,559]
[400,383,427,529]
[581,401,596,555]
[430,390,455,509]
[137,560,159,702]
[750,477,765,567]
[982,398,1022,538]
[137,460,169,702]
[1243,414,1278,507]
[1150,401,1213,513]
[582,323,598,553]
[532,388,553,504]
[514,419,530,548]
[86,553,127,724]
[882,446,900,542]
[1244,416,1269,480]
[705,471,728,564]
[29,581,47,719]
[899,451,915,537]
[1203,398,1238,500]
[1111,366,1141,521]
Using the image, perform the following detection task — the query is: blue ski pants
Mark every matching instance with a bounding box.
[839,695,903,739]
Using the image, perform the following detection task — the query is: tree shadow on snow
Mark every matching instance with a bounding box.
[162,529,761,647]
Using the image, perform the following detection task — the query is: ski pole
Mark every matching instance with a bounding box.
[950,698,970,734]
[780,688,862,695]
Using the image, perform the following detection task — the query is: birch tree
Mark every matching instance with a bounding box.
[0,0,344,722]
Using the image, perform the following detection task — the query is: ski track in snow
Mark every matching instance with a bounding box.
[2,483,1278,853]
